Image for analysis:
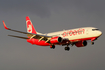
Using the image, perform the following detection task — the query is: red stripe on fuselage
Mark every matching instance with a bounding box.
[27,36,98,46]
[70,37,98,42]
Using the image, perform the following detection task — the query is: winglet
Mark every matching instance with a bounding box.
[2,21,9,30]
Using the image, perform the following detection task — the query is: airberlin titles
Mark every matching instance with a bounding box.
[62,28,85,37]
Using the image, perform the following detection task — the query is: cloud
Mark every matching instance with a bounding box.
[0,0,105,70]
[1,0,105,18]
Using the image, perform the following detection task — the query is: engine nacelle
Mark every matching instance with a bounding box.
[75,41,87,47]
[50,36,62,44]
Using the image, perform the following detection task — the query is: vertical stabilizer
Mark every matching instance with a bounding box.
[26,16,37,34]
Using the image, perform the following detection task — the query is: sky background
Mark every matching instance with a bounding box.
[0,0,105,70]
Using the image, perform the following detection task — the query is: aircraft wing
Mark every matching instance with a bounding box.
[3,21,52,42]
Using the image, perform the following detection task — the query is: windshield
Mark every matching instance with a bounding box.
[92,29,99,31]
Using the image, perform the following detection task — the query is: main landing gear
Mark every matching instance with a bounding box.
[64,45,70,51]
[50,44,70,51]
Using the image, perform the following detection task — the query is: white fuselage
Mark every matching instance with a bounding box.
[47,27,102,41]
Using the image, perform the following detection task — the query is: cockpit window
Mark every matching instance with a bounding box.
[92,29,99,31]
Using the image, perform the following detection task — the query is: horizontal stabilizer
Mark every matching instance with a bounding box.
[8,35,29,39]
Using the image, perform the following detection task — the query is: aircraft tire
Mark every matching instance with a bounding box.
[50,45,55,49]
[91,42,94,45]
[65,47,70,51]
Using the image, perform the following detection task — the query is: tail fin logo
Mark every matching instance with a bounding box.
[26,20,32,33]
[27,23,32,33]
[26,16,37,34]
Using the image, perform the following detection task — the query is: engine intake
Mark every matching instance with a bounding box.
[50,36,62,44]
[75,41,87,47]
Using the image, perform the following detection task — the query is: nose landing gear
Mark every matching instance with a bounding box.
[91,41,94,45]
[91,38,96,45]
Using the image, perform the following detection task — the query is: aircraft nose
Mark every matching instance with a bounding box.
[98,31,102,36]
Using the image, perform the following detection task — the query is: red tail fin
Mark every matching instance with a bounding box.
[26,16,37,34]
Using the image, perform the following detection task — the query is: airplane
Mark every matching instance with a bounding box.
[3,16,102,51]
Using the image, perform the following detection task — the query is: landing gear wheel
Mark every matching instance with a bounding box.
[50,45,55,49]
[91,42,94,45]
[65,47,70,51]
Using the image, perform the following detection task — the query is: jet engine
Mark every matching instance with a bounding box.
[75,41,87,47]
[50,36,63,44]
